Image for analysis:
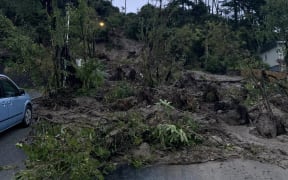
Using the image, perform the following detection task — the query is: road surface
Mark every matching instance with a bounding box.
[107,159,288,180]
[0,126,30,179]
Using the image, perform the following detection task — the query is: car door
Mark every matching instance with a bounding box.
[0,78,11,130]
[1,77,25,125]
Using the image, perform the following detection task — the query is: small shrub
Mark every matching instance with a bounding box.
[130,158,144,168]
[105,82,134,102]
[205,57,227,74]
[156,99,175,110]
[152,124,189,148]
[76,59,104,90]
[179,115,203,145]
[16,122,112,180]
[153,100,203,148]
[106,112,148,153]
[243,81,261,106]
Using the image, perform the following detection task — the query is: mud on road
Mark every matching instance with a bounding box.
[30,71,288,173]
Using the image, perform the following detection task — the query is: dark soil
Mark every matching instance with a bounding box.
[32,70,288,170]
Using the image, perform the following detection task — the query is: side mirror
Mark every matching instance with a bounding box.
[18,89,25,96]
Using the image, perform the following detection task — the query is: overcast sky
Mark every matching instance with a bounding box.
[112,0,149,13]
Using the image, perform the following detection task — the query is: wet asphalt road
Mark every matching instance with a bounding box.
[0,90,41,180]
[107,159,288,180]
[0,126,30,179]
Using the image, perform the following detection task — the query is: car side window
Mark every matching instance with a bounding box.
[1,78,19,97]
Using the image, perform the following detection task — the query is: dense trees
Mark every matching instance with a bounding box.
[263,0,288,53]
[0,0,285,87]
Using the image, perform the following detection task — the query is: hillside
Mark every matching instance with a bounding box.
[1,0,288,179]
[20,37,288,178]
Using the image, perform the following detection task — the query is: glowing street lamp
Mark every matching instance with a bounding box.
[99,21,105,27]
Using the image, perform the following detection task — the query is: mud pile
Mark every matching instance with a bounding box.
[31,70,288,169]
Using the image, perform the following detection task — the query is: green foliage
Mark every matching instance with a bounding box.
[0,0,50,44]
[242,57,269,70]
[76,59,104,90]
[263,0,288,40]
[109,112,149,153]
[154,100,202,148]
[153,124,189,148]
[156,99,175,110]
[0,0,269,89]
[244,81,261,106]
[165,0,209,26]
[168,25,203,65]
[124,13,140,40]
[0,13,50,87]
[16,111,150,179]
[16,122,112,179]
[203,21,248,73]
[15,109,203,178]
[107,13,124,28]
[130,158,144,168]
[105,82,135,102]
[0,14,15,41]
[204,56,227,74]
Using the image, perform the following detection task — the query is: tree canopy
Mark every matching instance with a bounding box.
[0,0,284,86]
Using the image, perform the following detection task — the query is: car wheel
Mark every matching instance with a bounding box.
[22,106,32,127]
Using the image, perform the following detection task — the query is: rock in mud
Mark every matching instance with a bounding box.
[171,90,199,111]
[132,142,151,160]
[202,84,219,103]
[110,96,138,111]
[127,69,137,81]
[110,67,125,81]
[218,103,250,125]
[220,109,242,125]
[137,88,154,105]
[127,51,137,59]
[214,101,231,112]
[174,72,196,88]
[270,96,288,113]
[209,136,224,145]
[254,113,281,138]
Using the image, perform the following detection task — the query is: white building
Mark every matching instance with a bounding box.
[260,41,286,72]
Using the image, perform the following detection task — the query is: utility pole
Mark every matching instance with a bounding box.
[65,3,69,87]
[62,1,71,88]
[125,0,127,14]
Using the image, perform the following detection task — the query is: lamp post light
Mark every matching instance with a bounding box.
[99,21,105,27]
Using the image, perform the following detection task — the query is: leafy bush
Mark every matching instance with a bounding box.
[153,100,203,148]
[153,124,189,148]
[105,82,135,102]
[107,112,149,154]
[76,59,104,90]
[205,56,227,74]
[16,112,148,179]
[124,13,140,40]
[16,122,114,179]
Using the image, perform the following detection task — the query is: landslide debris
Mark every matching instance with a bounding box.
[30,70,288,171]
